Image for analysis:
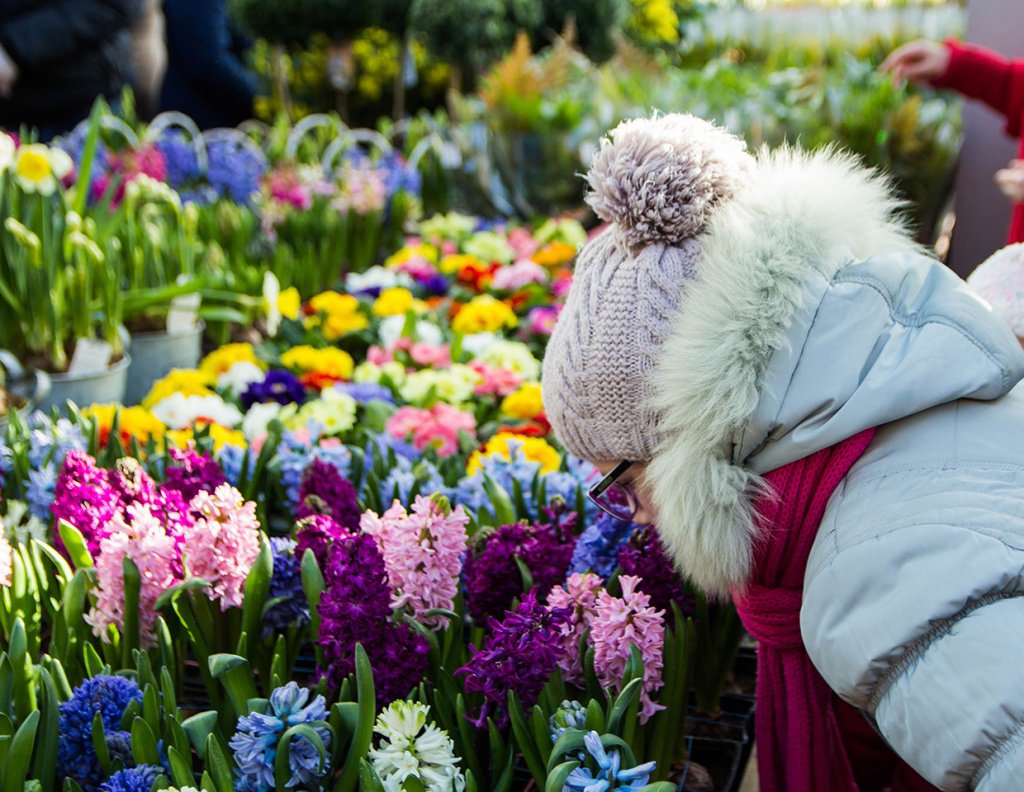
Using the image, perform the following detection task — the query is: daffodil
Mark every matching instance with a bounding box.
[15,143,73,195]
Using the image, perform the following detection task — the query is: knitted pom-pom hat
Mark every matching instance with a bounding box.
[542,113,753,463]
[967,243,1024,338]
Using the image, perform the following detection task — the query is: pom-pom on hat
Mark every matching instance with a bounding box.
[967,243,1024,338]
[542,113,753,464]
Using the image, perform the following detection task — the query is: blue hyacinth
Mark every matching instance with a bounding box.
[58,675,144,791]
[563,732,656,792]
[98,765,163,792]
[229,682,331,792]
[263,538,310,634]
[155,130,202,188]
[216,443,247,486]
[206,137,266,204]
[25,462,58,520]
[568,511,639,579]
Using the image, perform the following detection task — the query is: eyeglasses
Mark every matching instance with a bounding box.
[587,460,640,521]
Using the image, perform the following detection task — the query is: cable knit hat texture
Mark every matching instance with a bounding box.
[542,113,753,463]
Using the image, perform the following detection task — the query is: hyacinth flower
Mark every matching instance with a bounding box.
[547,573,603,685]
[295,457,361,528]
[549,700,588,743]
[57,675,144,791]
[229,682,331,792]
[361,494,469,630]
[97,766,166,792]
[562,732,657,792]
[457,590,571,728]
[368,701,466,792]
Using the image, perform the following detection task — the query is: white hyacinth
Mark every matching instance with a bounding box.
[369,701,466,792]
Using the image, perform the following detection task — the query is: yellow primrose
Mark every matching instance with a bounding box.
[15,143,73,195]
[278,287,301,320]
[306,291,369,340]
[372,287,417,317]
[500,383,544,420]
[199,343,264,379]
[281,345,355,380]
[288,389,358,436]
[481,340,541,381]
[532,241,578,268]
[467,433,561,476]
[440,254,486,276]
[385,243,438,268]
[142,369,215,410]
[82,404,167,448]
[353,360,407,388]
[451,295,518,335]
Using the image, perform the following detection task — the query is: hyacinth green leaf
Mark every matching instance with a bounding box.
[464,770,478,792]
[91,712,111,773]
[3,709,39,792]
[547,729,586,773]
[531,704,552,763]
[181,711,218,757]
[153,577,210,611]
[607,677,643,738]
[9,619,36,718]
[637,783,679,792]
[168,718,191,763]
[82,641,105,679]
[121,557,142,668]
[142,685,161,736]
[57,521,93,570]
[482,474,516,527]
[599,734,637,769]
[358,759,386,792]
[507,692,544,786]
[336,644,375,792]
[131,717,161,766]
[199,771,216,792]
[32,668,59,792]
[241,536,273,654]
[167,746,193,786]
[584,699,605,734]
[545,761,579,792]
[275,724,328,790]
[160,667,177,715]
[62,778,85,792]
[204,734,235,792]
[32,540,74,589]
[454,694,483,786]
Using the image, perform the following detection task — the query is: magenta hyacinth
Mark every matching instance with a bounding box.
[294,513,350,572]
[162,445,228,505]
[457,590,571,728]
[295,458,361,529]
[51,450,120,556]
[361,494,469,630]
[317,531,429,705]
[617,526,694,617]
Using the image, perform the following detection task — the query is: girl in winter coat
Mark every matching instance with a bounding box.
[882,39,1024,244]
[541,113,1024,791]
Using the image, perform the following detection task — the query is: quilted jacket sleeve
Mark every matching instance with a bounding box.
[0,0,139,71]
[801,392,1024,790]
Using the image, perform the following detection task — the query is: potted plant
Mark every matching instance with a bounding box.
[0,130,129,411]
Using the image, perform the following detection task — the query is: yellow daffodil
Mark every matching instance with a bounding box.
[467,433,561,476]
[500,383,544,420]
[15,143,73,195]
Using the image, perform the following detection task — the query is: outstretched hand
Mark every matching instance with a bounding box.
[996,160,1024,204]
[0,45,17,98]
[880,39,950,85]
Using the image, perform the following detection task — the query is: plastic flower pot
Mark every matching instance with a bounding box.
[124,321,204,405]
[37,354,131,413]
[677,736,744,792]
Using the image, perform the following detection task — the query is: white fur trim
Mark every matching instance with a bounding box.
[646,146,919,596]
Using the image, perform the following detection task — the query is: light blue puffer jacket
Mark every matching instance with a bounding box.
[644,148,1024,789]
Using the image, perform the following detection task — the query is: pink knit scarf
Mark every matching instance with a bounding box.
[732,429,876,792]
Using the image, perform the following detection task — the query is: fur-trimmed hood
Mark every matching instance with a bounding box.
[646,147,1024,596]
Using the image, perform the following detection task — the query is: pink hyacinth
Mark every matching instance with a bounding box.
[85,503,180,647]
[590,575,666,723]
[388,404,476,458]
[361,494,469,630]
[182,484,262,610]
[0,534,13,588]
[469,361,521,397]
[548,572,603,685]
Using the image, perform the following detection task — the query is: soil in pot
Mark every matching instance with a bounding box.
[676,738,744,792]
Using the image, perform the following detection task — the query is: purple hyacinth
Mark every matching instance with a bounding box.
[457,590,571,728]
[162,445,227,505]
[294,514,348,573]
[617,526,695,617]
[57,675,144,791]
[51,450,120,557]
[295,458,361,529]
[463,515,577,624]
[316,532,429,705]
[241,370,307,411]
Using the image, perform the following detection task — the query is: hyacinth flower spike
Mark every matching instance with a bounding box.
[563,732,657,792]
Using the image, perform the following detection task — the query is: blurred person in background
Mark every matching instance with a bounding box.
[130,0,165,119]
[883,38,1024,243]
[0,0,141,140]
[159,0,258,129]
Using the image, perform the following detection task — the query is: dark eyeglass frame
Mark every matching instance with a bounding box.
[587,460,639,521]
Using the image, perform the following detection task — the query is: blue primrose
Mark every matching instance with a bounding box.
[563,732,657,792]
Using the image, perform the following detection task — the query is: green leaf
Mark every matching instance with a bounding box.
[122,557,142,668]
[154,577,210,611]
[545,761,579,792]
[32,669,59,792]
[358,759,386,792]
[3,709,39,792]
[181,711,218,757]
[606,678,643,737]
[167,746,194,787]
[240,537,273,660]
[130,717,161,766]
[208,653,259,720]
[337,644,375,792]
[547,729,586,773]
[57,521,93,569]
[91,712,111,774]
[204,734,235,792]
[507,692,544,786]
[275,723,327,790]
[482,475,516,526]
[82,642,105,679]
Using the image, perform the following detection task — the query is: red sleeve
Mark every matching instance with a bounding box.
[931,38,1024,137]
